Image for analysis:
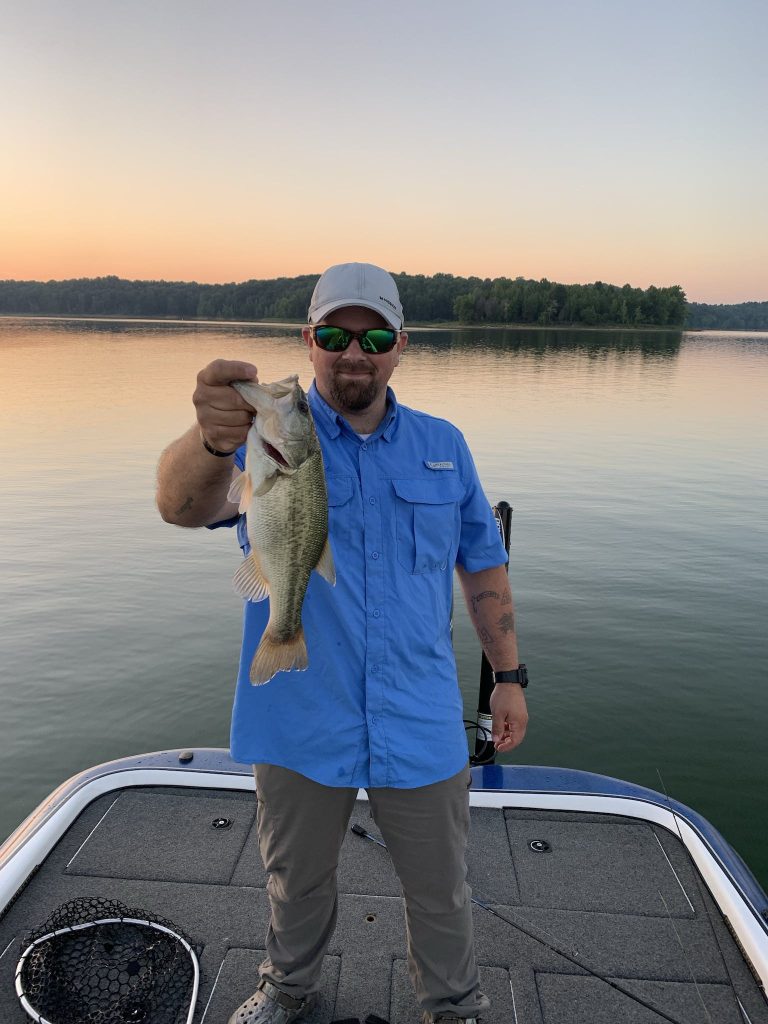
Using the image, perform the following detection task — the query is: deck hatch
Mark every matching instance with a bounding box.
[534,971,745,1023]
[65,791,255,884]
[505,811,697,917]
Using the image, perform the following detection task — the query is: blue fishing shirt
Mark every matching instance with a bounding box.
[211,383,507,788]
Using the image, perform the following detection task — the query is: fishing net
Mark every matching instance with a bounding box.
[15,896,199,1024]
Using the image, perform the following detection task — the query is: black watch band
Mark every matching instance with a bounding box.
[200,430,238,458]
[493,664,528,687]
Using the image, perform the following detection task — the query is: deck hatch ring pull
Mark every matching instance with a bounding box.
[211,817,233,830]
[530,840,551,853]
[365,913,376,923]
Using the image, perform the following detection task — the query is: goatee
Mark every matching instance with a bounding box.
[329,371,379,413]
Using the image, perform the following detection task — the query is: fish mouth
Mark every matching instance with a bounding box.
[261,439,290,469]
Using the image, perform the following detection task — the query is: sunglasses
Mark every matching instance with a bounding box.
[312,325,399,355]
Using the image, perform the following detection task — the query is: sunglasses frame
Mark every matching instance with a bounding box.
[311,325,399,355]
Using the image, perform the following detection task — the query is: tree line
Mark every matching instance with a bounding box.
[0,272,758,329]
[686,301,768,330]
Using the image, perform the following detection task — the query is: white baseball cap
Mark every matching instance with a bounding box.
[308,262,404,330]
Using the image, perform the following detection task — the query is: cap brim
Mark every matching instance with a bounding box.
[309,299,402,331]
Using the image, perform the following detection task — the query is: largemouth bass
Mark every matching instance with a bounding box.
[228,375,335,684]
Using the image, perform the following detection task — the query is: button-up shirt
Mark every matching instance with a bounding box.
[212,383,506,788]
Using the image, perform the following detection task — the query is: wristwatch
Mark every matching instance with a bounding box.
[493,664,529,687]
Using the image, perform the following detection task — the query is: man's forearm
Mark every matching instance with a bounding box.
[156,424,238,527]
[456,564,520,670]
[458,562,528,752]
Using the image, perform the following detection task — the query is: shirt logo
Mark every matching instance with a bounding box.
[425,460,454,470]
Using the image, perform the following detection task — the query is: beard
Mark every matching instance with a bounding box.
[329,366,380,412]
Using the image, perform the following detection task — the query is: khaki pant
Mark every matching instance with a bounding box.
[253,763,489,1018]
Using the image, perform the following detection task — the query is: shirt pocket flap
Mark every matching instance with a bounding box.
[392,477,464,505]
[326,475,354,507]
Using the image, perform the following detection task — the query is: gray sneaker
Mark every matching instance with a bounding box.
[228,978,318,1024]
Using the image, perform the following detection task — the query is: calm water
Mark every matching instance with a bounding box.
[1,318,767,885]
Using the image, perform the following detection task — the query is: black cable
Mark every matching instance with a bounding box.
[464,719,495,766]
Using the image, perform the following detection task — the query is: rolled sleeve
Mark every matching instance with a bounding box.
[456,444,507,572]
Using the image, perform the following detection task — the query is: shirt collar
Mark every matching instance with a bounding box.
[309,382,399,443]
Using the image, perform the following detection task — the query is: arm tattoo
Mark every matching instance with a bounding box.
[501,590,512,605]
[496,611,516,634]
[175,496,194,516]
[478,626,496,645]
[472,590,501,614]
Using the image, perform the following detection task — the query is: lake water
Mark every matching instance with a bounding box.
[1,318,766,886]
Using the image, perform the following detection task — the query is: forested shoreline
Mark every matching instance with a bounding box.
[0,273,764,329]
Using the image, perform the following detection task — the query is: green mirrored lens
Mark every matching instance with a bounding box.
[361,329,397,353]
[315,326,349,351]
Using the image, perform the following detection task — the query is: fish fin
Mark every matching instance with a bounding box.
[314,535,336,586]
[227,471,252,514]
[249,626,308,685]
[233,551,270,602]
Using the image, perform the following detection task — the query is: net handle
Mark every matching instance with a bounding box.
[15,916,200,1024]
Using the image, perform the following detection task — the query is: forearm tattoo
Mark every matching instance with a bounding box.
[472,590,501,613]
[471,585,516,647]
[175,496,194,516]
[496,611,516,634]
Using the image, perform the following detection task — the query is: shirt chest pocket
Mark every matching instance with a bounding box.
[392,477,463,574]
[326,474,354,549]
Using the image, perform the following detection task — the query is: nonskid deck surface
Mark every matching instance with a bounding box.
[0,785,765,1024]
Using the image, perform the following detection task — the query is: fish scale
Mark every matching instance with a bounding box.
[252,452,328,642]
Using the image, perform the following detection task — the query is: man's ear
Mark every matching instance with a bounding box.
[302,326,314,362]
[395,331,408,363]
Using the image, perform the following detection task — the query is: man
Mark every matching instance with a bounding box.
[156,263,528,1024]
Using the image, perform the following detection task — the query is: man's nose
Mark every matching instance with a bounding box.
[339,337,367,357]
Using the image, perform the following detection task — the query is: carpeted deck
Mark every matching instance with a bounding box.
[0,785,765,1023]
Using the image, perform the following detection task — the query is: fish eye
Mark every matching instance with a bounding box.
[297,399,309,414]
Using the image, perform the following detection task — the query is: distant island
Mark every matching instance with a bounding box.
[0,274,766,330]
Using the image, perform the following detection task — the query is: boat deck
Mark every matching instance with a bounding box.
[1,781,766,1024]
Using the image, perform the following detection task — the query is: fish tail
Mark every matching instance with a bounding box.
[249,626,308,685]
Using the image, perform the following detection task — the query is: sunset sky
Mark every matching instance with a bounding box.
[2,0,766,303]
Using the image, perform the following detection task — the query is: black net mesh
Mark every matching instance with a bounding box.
[17,897,196,1024]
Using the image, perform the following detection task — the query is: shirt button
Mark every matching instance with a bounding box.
[373,609,381,618]
[369,496,376,505]
[372,664,379,674]
[361,444,368,451]
[371,715,377,724]
[371,551,379,560]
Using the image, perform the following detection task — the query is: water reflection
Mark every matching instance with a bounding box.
[413,326,683,359]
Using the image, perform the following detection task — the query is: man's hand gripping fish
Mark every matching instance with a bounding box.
[228,375,335,684]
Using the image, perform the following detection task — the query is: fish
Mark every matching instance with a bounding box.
[227,375,335,684]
